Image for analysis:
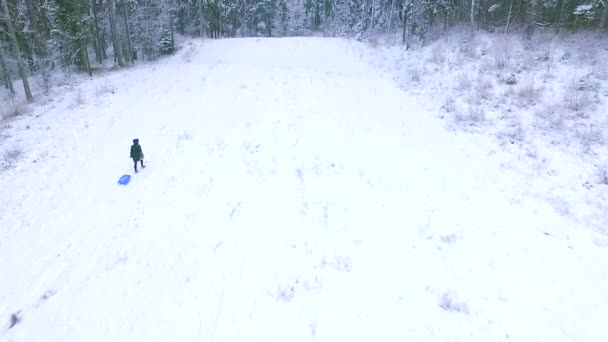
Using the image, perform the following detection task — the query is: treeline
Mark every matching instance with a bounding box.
[1,0,607,102]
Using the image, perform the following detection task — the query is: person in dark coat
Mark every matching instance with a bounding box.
[130,138,145,173]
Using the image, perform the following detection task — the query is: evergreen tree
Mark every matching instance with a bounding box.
[53,0,93,75]
[159,28,175,54]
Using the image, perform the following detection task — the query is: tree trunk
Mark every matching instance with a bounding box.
[122,0,134,64]
[199,0,205,37]
[457,0,464,22]
[0,44,15,95]
[100,30,108,60]
[370,0,375,30]
[122,42,130,63]
[556,0,566,33]
[525,1,536,39]
[90,20,102,63]
[170,11,175,43]
[25,0,47,71]
[470,0,476,28]
[240,1,245,37]
[401,5,408,45]
[411,0,416,36]
[1,0,33,101]
[600,2,607,29]
[505,0,514,33]
[22,37,36,75]
[361,0,365,31]
[91,0,103,63]
[218,0,222,37]
[108,0,123,66]
[82,40,92,76]
[388,0,394,33]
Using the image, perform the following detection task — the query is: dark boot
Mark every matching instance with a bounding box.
[141,160,145,169]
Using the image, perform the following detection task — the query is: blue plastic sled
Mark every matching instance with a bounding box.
[118,174,131,185]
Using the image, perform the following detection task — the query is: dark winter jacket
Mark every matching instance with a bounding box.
[130,143,143,161]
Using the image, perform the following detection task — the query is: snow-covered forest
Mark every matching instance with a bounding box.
[1,0,608,102]
[1,0,608,341]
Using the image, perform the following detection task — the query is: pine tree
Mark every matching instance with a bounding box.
[0,41,14,95]
[286,0,306,35]
[1,0,33,101]
[159,28,175,54]
[53,0,93,75]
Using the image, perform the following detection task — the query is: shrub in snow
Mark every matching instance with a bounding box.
[458,41,475,60]
[454,104,485,125]
[477,56,495,74]
[537,50,551,63]
[491,35,512,69]
[72,89,86,107]
[407,67,422,84]
[573,74,600,93]
[474,76,494,100]
[541,71,556,82]
[367,36,379,48]
[455,73,472,92]
[564,78,597,113]
[439,234,459,244]
[467,105,486,122]
[159,29,175,55]
[498,120,526,144]
[535,104,566,130]
[442,96,456,113]
[276,284,295,302]
[439,292,469,314]
[505,73,518,85]
[178,131,192,142]
[1,105,15,122]
[591,58,608,80]
[95,81,115,97]
[1,101,30,121]
[575,126,605,149]
[2,147,22,170]
[428,44,446,64]
[599,166,608,185]
[515,78,544,106]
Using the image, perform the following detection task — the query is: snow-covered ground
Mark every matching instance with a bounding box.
[1,37,607,341]
[364,30,608,222]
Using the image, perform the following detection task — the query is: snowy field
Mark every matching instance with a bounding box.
[1,37,608,341]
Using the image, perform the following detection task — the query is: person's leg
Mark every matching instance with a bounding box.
[140,159,145,168]
[134,159,138,173]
